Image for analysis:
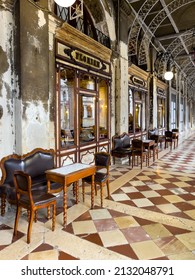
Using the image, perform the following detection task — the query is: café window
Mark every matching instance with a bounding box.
[135,102,142,132]
[99,79,108,139]
[80,94,96,143]
[59,68,75,148]
[58,67,110,149]
[80,73,96,91]
[157,97,165,128]
[129,88,146,134]
[129,89,133,133]
[171,94,176,129]
[180,97,184,131]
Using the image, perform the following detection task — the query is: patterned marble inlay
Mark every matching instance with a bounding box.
[1,135,195,260]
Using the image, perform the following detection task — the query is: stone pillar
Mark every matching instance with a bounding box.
[0,0,16,159]
[16,0,52,153]
[114,3,129,135]
[115,41,129,134]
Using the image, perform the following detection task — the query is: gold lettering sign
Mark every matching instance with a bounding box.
[72,50,102,70]
[132,76,145,87]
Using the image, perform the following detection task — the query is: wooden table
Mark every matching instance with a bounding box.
[46,163,96,227]
[143,139,155,164]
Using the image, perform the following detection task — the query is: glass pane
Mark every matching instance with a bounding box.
[129,89,133,133]
[80,74,95,90]
[157,98,165,128]
[180,97,184,131]
[80,95,95,143]
[135,103,141,132]
[99,80,108,139]
[171,94,176,129]
[60,68,75,148]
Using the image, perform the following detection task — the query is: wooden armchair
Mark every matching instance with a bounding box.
[149,134,160,161]
[13,171,56,244]
[172,128,179,147]
[111,132,132,165]
[82,152,111,207]
[132,139,149,169]
[148,128,165,149]
[165,131,177,150]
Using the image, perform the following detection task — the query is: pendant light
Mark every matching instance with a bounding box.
[54,0,76,7]
[164,59,173,81]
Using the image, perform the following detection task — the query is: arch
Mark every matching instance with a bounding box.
[137,0,195,65]
[128,0,159,56]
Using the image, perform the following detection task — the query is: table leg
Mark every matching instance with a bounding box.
[153,146,155,162]
[75,181,79,204]
[47,180,51,220]
[47,179,51,192]
[63,184,67,227]
[91,174,95,209]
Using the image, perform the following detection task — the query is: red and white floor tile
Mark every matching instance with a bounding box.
[1,134,195,260]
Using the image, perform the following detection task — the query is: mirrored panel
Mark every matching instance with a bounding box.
[80,74,96,91]
[60,68,75,148]
[129,89,133,133]
[99,79,108,139]
[80,95,95,143]
[157,97,165,128]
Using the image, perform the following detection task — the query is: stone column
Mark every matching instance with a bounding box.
[16,0,51,153]
[0,0,17,159]
[115,41,129,134]
[114,3,129,135]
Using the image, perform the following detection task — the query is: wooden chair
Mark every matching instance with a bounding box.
[111,133,132,166]
[13,171,56,244]
[0,186,6,216]
[148,128,165,150]
[132,139,149,169]
[165,131,177,150]
[82,152,111,207]
[172,128,179,147]
[149,134,159,161]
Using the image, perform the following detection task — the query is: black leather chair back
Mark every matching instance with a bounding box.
[95,152,110,167]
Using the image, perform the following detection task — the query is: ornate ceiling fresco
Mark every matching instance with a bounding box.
[127,0,195,90]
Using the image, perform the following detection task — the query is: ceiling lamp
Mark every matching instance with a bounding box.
[154,51,174,81]
[54,0,76,7]
[164,70,174,81]
[164,60,174,81]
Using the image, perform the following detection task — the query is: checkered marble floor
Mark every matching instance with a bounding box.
[1,133,195,260]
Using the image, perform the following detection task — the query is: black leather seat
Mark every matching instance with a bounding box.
[111,133,132,165]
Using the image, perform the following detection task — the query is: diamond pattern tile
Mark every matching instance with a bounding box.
[1,135,195,260]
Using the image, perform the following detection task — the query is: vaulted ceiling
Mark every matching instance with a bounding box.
[127,0,195,90]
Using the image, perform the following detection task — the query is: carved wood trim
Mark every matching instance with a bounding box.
[55,23,112,62]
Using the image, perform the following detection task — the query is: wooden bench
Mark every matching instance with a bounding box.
[0,148,62,216]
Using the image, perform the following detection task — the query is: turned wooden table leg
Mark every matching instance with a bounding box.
[91,174,95,209]
[63,184,67,227]
[75,181,79,204]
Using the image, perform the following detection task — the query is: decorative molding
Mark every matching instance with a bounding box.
[55,23,112,62]
[156,78,167,90]
[157,87,166,98]
[128,64,149,81]
[128,64,149,90]
[56,41,111,75]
